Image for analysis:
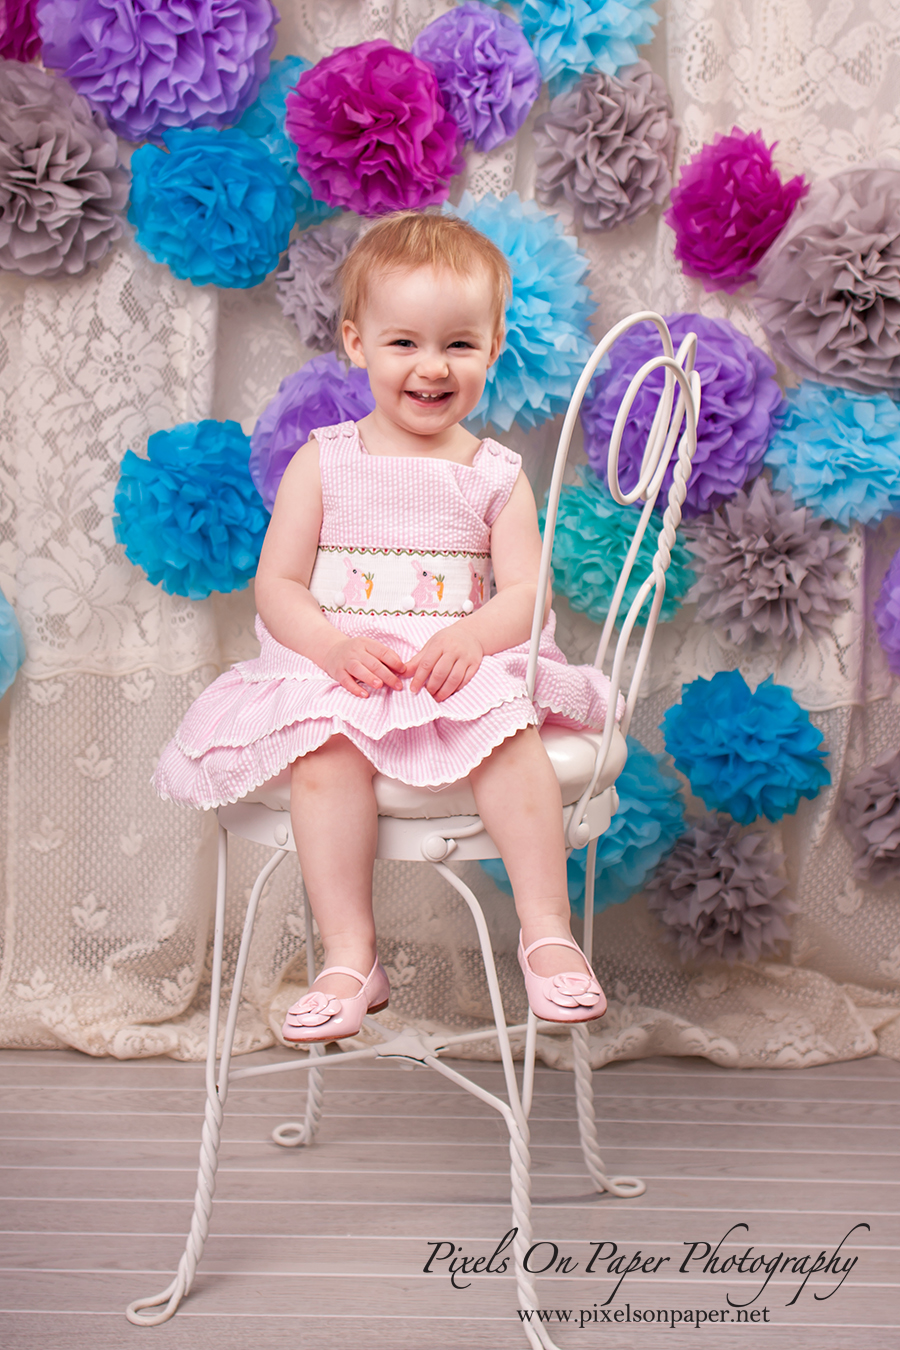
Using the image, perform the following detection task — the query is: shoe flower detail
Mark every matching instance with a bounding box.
[289,990,341,1026]
[548,972,602,1007]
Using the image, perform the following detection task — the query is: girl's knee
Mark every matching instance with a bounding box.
[291,735,376,786]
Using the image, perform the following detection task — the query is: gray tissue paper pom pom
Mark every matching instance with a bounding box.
[276,219,360,352]
[533,60,675,232]
[687,476,850,647]
[646,814,794,965]
[838,750,900,885]
[0,59,129,278]
[754,168,900,394]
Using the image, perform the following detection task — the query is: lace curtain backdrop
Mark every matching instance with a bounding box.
[1,0,899,1067]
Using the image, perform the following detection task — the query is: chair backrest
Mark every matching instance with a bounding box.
[525,312,702,849]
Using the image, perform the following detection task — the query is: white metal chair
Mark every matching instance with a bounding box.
[127,312,700,1350]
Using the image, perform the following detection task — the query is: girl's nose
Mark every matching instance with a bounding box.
[415,352,449,380]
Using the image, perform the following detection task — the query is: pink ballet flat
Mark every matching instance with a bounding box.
[517,935,607,1024]
[282,959,390,1044]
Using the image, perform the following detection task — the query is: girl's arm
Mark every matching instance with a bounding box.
[255,441,406,698]
[406,471,550,701]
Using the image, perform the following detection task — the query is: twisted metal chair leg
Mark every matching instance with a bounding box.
[273,893,326,1148]
[126,837,289,1324]
[571,1024,645,1199]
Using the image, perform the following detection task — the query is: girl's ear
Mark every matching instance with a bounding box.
[342,320,367,368]
[488,330,503,367]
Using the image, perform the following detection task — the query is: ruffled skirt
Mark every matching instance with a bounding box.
[154,613,618,809]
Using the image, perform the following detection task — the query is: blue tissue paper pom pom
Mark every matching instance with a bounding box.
[0,589,25,698]
[114,421,269,599]
[484,0,660,89]
[765,381,900,527]
[129,127,295,289]
[662,670,830,825]
[542,466,694,624]
[451,192,593,430]
[480,735,685,912]
[236,56,337,229]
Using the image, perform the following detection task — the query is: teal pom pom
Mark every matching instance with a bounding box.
[114,421,269,599]
[486,0,660,89]
[0,589,25,698]
[662,670,830,825]
[129,127,295,289]
[236,56,337,229]
[479,735,684,912]
[541,466,694,624]
[451,192,593,430]
[766,381,900,527]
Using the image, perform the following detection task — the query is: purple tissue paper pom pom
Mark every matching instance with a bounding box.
[581,313,784,518]
[37,0,278,143]
[285,40,463,217]
[1,0,41,61]
[875,546,900,676]
[250,354,375,511]
[665,127,807,293]
[412,2,541,154]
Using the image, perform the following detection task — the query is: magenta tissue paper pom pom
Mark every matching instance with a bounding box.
[285,40,463,217]
[665,127,807,293]
[581,313,783,518]
[411,2,541,154]
[249,354,375,510]
[1,0,41,60]
[875,546,900,676]
[37,0,278,143]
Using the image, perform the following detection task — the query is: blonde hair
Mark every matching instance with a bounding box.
[338,211,511,340]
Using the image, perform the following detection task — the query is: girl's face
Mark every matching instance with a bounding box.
[342,265,502,441]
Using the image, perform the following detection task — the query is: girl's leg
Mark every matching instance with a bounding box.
[469,725,589,979]
[290,734,379,999]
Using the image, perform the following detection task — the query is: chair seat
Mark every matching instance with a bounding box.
[242,724,627,819]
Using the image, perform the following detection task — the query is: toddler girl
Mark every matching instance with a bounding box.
[154,212,620,1043]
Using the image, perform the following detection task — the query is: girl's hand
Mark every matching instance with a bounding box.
[407,627,484,702]
[322,637,406,698]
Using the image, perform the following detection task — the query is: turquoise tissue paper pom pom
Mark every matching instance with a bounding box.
[451,192,593,430]
[662,670,830,825]
[483,0,660,89]
[129,127,295,289]
[542,466,694,624]
[765,381,900,527]
[0,589,25,698]
[237,56,337,229]
[114,420,269,599]
[480,735,684,912]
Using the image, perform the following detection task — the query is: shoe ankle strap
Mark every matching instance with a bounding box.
[521,935,582,960]
[316,964,368,985]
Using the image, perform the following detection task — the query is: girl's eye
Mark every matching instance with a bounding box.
[449,341,472,349]
[392,339,415,348]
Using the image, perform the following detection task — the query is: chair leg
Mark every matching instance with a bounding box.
[272,891,326,1148]
[570,1024,646,1199]
[571,836,645,1199]
[126,833,289,1324]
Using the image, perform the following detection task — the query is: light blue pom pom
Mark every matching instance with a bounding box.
[114,421,269,600]
[662,670,830,825]
[479,735,684,912]
[237,56,337,229]
[766,381,900,527]
[0,590,25,698]
[541,466,694,624]
[483,0,660,89]
[451,192,593,430]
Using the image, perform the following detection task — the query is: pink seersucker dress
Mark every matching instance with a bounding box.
[153,423,619,809]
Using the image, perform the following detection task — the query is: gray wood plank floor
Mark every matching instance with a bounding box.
[0,1047,897,1349]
